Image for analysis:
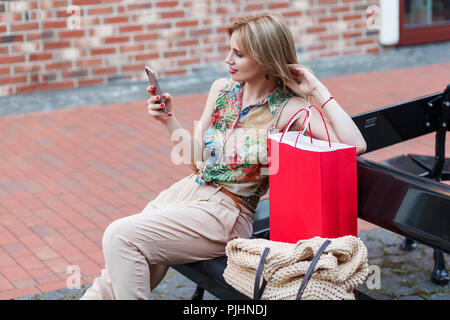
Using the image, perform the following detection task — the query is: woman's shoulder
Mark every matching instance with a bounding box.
[210,77,240,93]
[274,95,311,131]
[277,95,310,117]
[285,95,309,108]
[283,96,311,117]
[204,78,235,115]
[211,77,228,88]
[207,78,229,102]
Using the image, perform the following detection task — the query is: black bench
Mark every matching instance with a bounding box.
[172,84,450,300]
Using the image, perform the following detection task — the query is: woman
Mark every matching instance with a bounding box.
[80,12,366,300]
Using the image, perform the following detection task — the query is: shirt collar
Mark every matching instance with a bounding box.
[223,78,294,114]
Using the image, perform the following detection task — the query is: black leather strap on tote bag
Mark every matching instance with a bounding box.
[253,247,270,300]
[253,239,332,300]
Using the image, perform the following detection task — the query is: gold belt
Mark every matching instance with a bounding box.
[194,171,256,214]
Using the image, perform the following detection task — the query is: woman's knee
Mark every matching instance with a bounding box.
[102,217,135,250]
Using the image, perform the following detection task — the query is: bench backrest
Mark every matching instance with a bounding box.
[351,91,443,153]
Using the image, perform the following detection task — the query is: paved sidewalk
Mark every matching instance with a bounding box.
[0,43,449,300]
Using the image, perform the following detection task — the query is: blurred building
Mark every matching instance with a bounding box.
[0,0,449,96]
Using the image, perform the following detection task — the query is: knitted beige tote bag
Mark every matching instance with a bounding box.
[223,236,369,300]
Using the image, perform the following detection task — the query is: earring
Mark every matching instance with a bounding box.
[265,73,269,80]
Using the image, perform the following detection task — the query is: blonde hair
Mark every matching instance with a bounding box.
[227,12,313,102]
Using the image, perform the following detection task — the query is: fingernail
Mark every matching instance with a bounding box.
[162,94,167,99]
[168,113,172,117]
[150,86,154,90]
[160,103,164,107]
[156,95,160,100]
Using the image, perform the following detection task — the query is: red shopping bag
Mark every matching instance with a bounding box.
[268,106,357,243]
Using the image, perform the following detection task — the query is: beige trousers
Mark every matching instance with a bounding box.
[80,171,254,300]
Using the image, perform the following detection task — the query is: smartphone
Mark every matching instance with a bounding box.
[145,66,168,114]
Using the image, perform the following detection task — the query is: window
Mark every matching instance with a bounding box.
[399,0,450,46]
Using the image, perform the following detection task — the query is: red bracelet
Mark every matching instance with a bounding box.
[321,96,334,109]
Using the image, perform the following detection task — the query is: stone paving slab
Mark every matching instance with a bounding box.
[357,229,450,300]
[14,227,449,300]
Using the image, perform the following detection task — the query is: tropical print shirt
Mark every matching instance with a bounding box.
[196,77,294,209]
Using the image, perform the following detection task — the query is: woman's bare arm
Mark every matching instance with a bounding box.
[162,77,228,172]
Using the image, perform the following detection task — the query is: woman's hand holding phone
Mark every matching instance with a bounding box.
[146,85,173,125]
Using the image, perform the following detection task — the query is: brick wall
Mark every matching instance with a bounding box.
[0,0,380,96]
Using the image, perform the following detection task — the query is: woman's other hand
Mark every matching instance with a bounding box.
[146,85,174,125]
[286,66,325,98]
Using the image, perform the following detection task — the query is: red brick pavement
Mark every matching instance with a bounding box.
[0,62,449,299]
